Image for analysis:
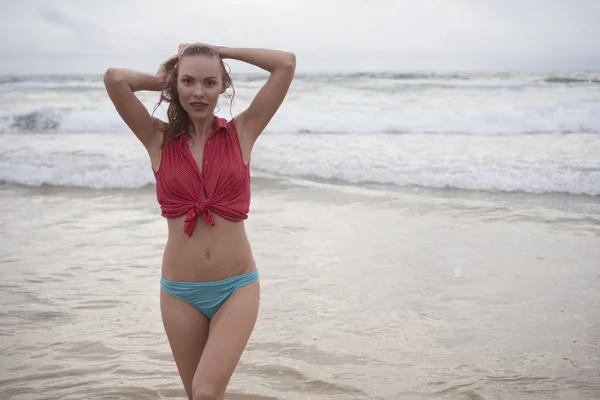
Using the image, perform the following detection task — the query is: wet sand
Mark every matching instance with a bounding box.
[0,177,599,400]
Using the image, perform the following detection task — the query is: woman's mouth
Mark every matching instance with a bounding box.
[190,102,208,111]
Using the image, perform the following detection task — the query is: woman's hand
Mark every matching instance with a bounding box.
[156,54,179,84]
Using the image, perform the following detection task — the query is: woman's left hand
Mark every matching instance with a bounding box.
[156,54,179,83]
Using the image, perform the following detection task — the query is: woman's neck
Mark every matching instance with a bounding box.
[189,115,215,138]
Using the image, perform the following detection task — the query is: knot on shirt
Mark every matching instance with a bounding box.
[194,201,208,215]
[183,200,215,237]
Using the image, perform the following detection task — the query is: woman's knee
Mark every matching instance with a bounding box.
[192,382,224,400]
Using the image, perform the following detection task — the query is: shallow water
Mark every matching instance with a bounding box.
[0,180,599,399]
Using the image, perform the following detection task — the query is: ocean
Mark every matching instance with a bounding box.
[1,71,599,399]
[1,71,599,199]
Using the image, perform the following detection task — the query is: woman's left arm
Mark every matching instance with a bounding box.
[219,47,296,146]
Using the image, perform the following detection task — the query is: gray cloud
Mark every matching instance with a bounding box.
[1,0,599,74]
[37,6,110,52]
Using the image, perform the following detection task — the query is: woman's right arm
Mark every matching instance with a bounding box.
[103,68,165,148]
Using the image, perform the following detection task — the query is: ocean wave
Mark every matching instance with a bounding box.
[2,70,599,135]
[2,164,597,196]
[0,108,128,133]
[1,130,598,197]
[2,71,599,88]
[2,103,599,135]
[543,77,600,84]
[0,163,156,190]
[0,75,105,92]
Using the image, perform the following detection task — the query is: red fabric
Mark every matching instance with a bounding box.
[154,116,251,237]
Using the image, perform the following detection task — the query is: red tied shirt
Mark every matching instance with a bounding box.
[154,116,251,237]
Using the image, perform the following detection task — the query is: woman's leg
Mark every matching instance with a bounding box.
[160,289,211,400]
[191,280,260,400]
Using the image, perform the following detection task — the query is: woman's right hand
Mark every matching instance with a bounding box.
[156,54,179,84]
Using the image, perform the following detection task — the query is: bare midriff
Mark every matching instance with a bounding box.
[161,214,256,282]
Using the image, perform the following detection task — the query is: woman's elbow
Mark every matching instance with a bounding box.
[286,52,297,69]
[103,68,123,86]
[277,53,296,73]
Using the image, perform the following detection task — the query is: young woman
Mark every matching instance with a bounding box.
[103,43,296,400]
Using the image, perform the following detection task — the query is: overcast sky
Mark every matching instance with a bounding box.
[2,0,599,74]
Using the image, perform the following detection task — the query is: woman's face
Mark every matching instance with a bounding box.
[177,55,224,118]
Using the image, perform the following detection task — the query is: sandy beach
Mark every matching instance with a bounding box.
[1,174,599,399]
[2,0,600,395]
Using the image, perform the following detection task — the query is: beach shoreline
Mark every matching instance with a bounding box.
[1,68,599,399]
[1,173,599,399]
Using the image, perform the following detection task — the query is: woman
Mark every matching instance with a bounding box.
[103,43,296,399]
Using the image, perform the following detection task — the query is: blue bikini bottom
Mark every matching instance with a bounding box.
[160,269,258,319]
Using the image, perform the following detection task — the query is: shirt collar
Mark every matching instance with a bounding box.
[173,116,228,139]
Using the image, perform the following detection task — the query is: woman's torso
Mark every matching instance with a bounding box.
[152,116,255,282]
[161,215,256,282]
